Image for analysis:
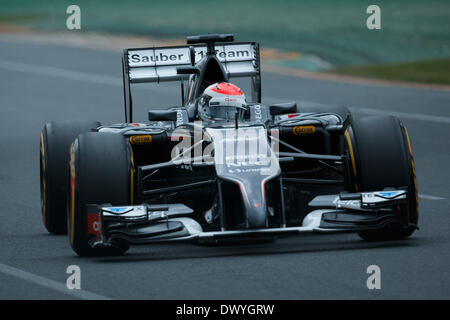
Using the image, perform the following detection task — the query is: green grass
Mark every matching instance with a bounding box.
[0,13,46,23]
[330,58,450,85]
[1,0,450,83]
[1,0,450,67]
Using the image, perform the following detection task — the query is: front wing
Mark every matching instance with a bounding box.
[86,190,409,248]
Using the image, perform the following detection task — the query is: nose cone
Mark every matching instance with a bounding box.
[205,126,281,229]
[246,204,268,228]
[237,180,268,229]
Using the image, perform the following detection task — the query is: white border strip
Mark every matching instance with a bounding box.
[2,58,450,125]
[0,59,120,86]
[0,58,175,94]
[419,194,446,200]
[353,107,450,125]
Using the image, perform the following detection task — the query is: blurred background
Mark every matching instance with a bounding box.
[1,0,449,84]
[1,1,450,301]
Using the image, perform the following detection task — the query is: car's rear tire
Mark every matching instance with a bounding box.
[68,132,133,256]
[345,115,418,241]
[40,120,101,234]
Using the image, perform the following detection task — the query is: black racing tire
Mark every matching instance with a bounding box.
[345,115,418,241]
[40,120,101,234]
[68,132,133,257]
[297,104,352,123]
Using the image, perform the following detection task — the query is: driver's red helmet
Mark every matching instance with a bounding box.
[198,82,246,121]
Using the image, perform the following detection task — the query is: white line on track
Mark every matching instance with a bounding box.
[351,107,450,125]
[419,194,446,200]
[0,58,175,94]
[0,262,111,300]
[264,97,450,125]
[0,59,120,86]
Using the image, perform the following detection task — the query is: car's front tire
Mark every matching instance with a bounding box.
[345,115,418,241]
[68,132,133,256]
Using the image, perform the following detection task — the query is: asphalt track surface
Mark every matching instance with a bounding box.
[1,38,450,300]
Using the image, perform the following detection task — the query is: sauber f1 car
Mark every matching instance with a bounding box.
[40,34,419,256]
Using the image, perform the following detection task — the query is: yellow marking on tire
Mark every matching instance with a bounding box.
[404,126,419,213]
[40,131,45,170]
[344,129,358,191]
[130,148,135,205]
[40,130,47,226]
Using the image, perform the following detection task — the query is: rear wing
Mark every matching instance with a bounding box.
[121,42,261,122]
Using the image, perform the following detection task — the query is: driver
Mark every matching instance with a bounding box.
[197,82,247,122]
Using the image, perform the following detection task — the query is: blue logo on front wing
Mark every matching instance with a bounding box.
[108,207,132,214]
[377,191,403,198]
